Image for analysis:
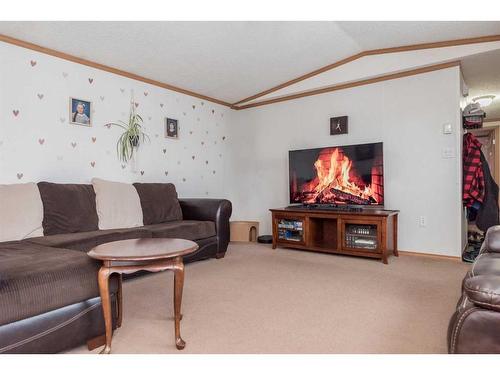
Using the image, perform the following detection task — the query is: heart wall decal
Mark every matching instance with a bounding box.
[71,142,77,148]
[62,72,68,78]
[30,60,37,67]
[91,137,97,143]
[38,138,45,145]
[17,173,23,180]
[88,78,94,84]
[12,110,19,117]
[90,161,96,167]
[37,94,44,100]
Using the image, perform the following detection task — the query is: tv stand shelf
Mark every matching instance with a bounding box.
[270,207,399,264]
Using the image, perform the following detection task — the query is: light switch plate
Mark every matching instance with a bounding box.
[442,147,455,158]
[443,123,453,134]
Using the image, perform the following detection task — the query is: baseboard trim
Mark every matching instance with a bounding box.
[399,250,462,261]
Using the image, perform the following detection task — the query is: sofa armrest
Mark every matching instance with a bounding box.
[178,199,232,257]
[464,275,500,312]
[484,226,500,253]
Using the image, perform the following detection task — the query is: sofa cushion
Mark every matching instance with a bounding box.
[144,220,216,240]
[38,182,99,235]
[25,227,152,253]
[133,183,183,225]
[0,242,103,326]
[0,183,44,242]
[484,225,500,253]
[471,253,500,277]
[92,178,143,230]
[464,275,500,312]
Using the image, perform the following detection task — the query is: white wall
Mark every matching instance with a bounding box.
[0,41,465,255]
[0,41,231,199]
[226,67,463,256]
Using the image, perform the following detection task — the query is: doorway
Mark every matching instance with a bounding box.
[469,126,499,185]
[464,124,500,262]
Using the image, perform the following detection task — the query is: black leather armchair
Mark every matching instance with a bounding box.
[179,199,232,259]
[448,226,500,353]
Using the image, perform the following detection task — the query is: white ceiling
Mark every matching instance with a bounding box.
[0,21,500,104]
[462,49,500,120]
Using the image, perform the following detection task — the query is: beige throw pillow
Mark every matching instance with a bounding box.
[92,178,144,230]
[0,183,44,241]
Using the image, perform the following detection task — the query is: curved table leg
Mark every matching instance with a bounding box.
[116,274,123,328]
[98,267,113,354]
[173,257,185,350]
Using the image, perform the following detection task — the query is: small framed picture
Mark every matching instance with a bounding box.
[330,116,348,135]
[165,118,179,139]
[69,97,92,127]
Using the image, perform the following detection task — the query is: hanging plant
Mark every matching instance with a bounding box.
[106,97,150,163]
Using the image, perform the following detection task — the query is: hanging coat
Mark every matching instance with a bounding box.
[476,151,500,232]
[463,133,485,207]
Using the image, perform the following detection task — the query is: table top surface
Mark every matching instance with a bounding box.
[87,238,199,261]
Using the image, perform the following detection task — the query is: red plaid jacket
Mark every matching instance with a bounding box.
[463,133,484,207]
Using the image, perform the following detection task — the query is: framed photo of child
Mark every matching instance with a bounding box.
[69,98,92,127]
[165,118,179,139]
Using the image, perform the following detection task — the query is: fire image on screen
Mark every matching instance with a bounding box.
[289,142,384,205]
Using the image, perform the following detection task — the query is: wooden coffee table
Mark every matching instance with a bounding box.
[88,238,199,354]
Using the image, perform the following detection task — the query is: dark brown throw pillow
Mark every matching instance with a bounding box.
[133,183,183,225]
[37,182,99,235]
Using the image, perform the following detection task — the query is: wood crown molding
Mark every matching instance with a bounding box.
[232,34,500,106]
[0,34,233,108]
[234,61,461,110]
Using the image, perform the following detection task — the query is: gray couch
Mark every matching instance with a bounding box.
[0,182,232,353]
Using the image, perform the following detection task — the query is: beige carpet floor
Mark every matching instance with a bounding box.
[67,243,469,354]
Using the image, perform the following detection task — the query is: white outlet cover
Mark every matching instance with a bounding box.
[419,216,427,227]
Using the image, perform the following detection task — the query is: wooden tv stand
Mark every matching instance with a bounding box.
[270,207,399,264]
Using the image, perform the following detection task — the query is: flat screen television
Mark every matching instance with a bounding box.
[289,142,384,206]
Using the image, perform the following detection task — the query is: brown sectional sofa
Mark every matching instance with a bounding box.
[0,182,232,354]
[448,225,500,353]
